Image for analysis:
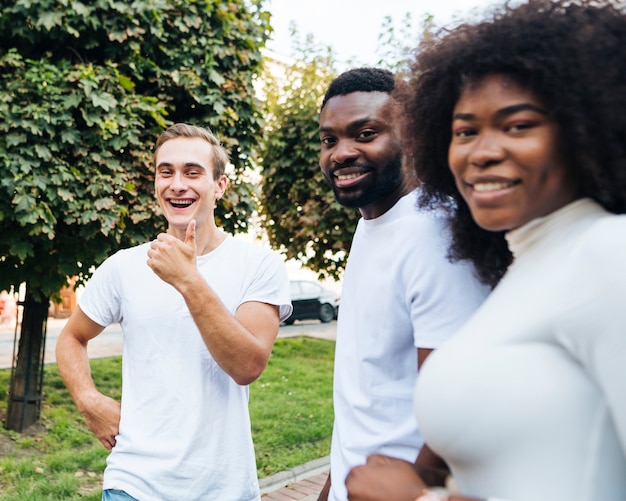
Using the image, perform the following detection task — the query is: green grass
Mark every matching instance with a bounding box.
[0,336,334,500]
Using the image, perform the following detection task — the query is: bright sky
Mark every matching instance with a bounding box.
[266,0,502,69]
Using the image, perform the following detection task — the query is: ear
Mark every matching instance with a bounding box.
[215,174,228,201]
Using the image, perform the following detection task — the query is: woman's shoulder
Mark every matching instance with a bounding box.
[582,212,626,244]
[574,213,626,268]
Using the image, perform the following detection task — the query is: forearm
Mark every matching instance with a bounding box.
[56,309,123,448]
[414,444,450,487]
[56,330,100,412]
[178,272,278,385]
[416,489,484,501]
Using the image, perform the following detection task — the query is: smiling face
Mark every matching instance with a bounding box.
[319,91,404,219]
[448,75,580,232]
[154,137,227,237]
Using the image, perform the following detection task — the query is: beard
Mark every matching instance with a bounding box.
[329,150,404,209]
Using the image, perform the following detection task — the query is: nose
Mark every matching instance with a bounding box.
[468,131,505,168]
[170,171,188,192]
[330,139,359,166]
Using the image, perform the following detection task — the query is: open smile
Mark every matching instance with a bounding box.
[332,166,370,189]
[168,198,196,208]
[470,180,521,192]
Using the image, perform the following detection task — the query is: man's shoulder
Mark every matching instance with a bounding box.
[91,242,150,278]
[107,241,151,261]
[394,197,451,240]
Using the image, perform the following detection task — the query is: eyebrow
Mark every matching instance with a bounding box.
[156,162,207,170]
[453,103,547,121]
[319,116,378,134]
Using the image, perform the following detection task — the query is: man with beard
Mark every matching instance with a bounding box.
[316,68,489,501]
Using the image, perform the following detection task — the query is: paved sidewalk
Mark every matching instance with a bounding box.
[260,456,329,500]
[0,317,337,369]
[262,471,327,500]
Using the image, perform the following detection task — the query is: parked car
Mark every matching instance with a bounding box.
[284,280,340,324]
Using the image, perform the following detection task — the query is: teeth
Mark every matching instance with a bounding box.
[473,182,515,192]
[336,173,361,181]
[170,199,193,206]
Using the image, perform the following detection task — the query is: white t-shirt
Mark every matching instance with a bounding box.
[329,189,489,501]
[415,199,626,501]
[79,235,291,501]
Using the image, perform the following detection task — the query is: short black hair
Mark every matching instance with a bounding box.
[321,67,396,111]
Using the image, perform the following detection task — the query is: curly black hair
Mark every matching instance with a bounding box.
[320,67,396,111]
[405,0,626,287]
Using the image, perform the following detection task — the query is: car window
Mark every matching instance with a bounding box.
[300,282,320,296]
[290,281,301,296]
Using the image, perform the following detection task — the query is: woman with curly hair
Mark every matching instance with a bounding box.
[343,1,626,500]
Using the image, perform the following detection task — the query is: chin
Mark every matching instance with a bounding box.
[167,219,192,231]
[471,212,517,233]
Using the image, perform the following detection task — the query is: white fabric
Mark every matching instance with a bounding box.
[415,198,626,501]
[79,235,291,501]
[329,189,489,501]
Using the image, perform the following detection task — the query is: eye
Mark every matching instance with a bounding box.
[452,127,476,138]
[158,169,173,176]
[357,129,377,141]
[506,121,534,133]
[320,136,336,146]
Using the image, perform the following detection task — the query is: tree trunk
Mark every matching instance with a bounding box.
[5,284,49,432]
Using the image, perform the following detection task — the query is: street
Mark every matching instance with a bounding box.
[0,317,336,370]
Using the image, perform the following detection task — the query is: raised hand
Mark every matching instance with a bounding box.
[147,220,198,289]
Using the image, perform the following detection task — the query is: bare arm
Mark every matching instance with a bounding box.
[346,454,426,501]
[418,347,433,369]
[347,453,483,501]
[148,221,281,385]
[343,349,456,499]
[55,306,121,450]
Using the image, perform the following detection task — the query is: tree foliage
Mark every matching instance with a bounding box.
[0,0,271,298]
[259,38,360,281]
[375,13,427,76]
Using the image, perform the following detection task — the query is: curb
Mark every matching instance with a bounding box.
[259,456,329,495]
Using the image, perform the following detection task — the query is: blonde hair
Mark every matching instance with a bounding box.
[154,123,229,179]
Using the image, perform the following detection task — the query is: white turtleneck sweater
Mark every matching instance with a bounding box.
[414,198,626,501]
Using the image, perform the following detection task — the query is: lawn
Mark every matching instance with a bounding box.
[0,336,334,500]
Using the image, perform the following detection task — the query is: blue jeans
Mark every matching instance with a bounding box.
[102,489,139,501]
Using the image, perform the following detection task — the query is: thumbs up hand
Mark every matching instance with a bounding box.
[147,220,198,288]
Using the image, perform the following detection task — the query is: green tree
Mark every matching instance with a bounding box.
[0,0,270,431]
[260,35,359,280]
[374,13,426,76]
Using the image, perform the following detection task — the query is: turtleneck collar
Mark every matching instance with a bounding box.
[505,198,608,260]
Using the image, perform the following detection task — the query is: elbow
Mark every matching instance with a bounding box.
[233,358,268,386]
[234,374,258,386]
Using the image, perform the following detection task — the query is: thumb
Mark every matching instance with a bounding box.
[185,220,196,248]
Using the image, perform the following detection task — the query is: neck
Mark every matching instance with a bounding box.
[195,228,226,256]
[167,222,226,256]
[360,182,413,220]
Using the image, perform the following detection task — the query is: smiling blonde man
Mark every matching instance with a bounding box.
[56,123,292,501]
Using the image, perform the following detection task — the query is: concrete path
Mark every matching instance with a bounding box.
[0,317,337,369]
[260,456,329,500]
